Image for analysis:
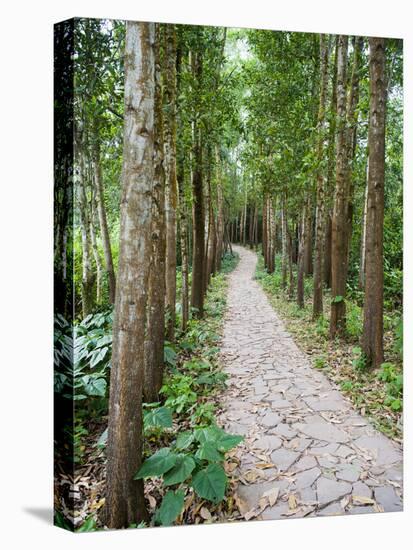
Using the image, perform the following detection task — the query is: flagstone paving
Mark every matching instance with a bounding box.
[218,246,403,521]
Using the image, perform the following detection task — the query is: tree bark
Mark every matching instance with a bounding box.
[144,26,166,403]
[362,38,386,368]
[190,48,205,318]
[281,195,288,288]
[105,21,154,529]
[163,25,178,341]
[312,34,329,318]
[330,35,349,338]
[92,124,116,305]
[215,146,224,271]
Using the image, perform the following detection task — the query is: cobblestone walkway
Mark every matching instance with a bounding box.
[218,246,403,520]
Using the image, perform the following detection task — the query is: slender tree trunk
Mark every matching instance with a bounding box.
[77,147,95,317]
[190,48,205,318]
[362,38,386,368]
[287,227,294,299]
[297,202,307,308]
[163,25,178,341]
[92,126,116,305]
[330,35,349,338]
[205,169,216,287]
[303,203,313,275]
[262,194,268,267]
[144,27,166,403]
[89,187,103,304]
[215,147,224,271]
[324,36,338,289]
[313,34,329,318]
[359,161,369,290]
[105,21,154,529]
[281,195,288,288]
[323,213,332,287]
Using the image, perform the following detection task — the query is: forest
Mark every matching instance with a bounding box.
[54,19,403,531]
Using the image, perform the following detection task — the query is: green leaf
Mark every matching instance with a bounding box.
[175,431,195,450]
[192,463,227,504]
[216,433,243,452]
[390,398,402,411]
[163,455,196,486]
[96,427,108,448]
[155,490,185,526]
[332,295,344,304]
[195,441,224,462]
[164,345,177,367]
[144,407,173,429]
[134,448,177,479]
[76,516,97,532]
[83,376,107,397]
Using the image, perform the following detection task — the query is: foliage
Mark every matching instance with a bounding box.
[135,424,243,524]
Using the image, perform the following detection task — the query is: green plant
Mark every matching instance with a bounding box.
[190,402,216,427]
[314,355,327,369]
[352,346,367,372]
[160,374,197,414]
[135,425,243,526]
[340,380,354,392]
[378,362,403,411]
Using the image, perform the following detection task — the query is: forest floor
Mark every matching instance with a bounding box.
[218,246,403,520]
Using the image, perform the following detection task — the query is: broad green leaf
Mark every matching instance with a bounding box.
[192,463,227,503]
[163,455,196,486]
[144,406,173,429]
[155,490,185,526]
[175,431,195,450]
[134,448,177,479]
[332,295,344,304]
[195,441,224,462]
[216,433,243,452]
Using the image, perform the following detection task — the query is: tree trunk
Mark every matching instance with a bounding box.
[262,194,268,267]
[312,34,329,318]
[297,202,307,308]
[92,125,116,305]
[89,184,103,304]
[215,147,224,271]
[362,38,386,368]
[281,196,288,288]
[144,26,166,403]
[190,48,205,319]
[77,148,95,317]
[105,21,154,529]
[330,35,349,338]
[323,213,332,287]
[359,161,369,290]
[163,25,178,341]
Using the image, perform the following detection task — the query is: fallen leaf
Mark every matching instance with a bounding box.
[352,495,376,506]
[262,487,280,507]
[288,494,297,510]
[199,507,212,521]
[255,462,275,469]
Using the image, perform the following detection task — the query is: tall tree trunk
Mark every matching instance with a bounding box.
[144,26,166,403]
[312,34,329,318]
[324,36,338,288]
[345,37,363,273]
[215,147,224,271]
[105,21,154,529]
[297,202,307,308]
[77,147,95,317]
[205,167,217,287]
[164,25,178,341]
[303,204,313,275]
[190,48,205,318]
[323,213,332,287]
[92,125,116,305]
[262,194,268,267]
[287,226,294,299]
[330,35,349,338]
[89,184,103,304]
[281,195,288,288]
[359,161,369,290]
[362,38,386,368]
[177,160,189,331]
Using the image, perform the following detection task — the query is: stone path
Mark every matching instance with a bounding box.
[218,246,403,521]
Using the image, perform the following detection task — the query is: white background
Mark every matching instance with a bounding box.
[0,0,411,548]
